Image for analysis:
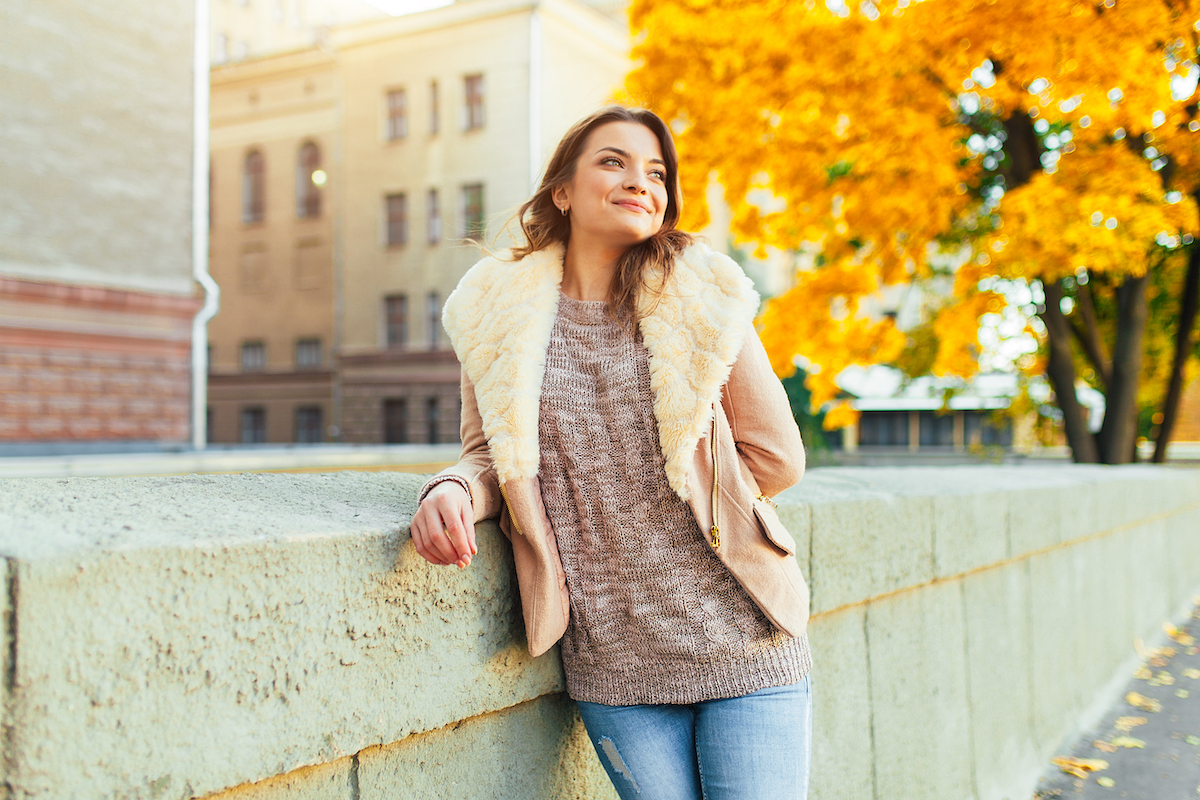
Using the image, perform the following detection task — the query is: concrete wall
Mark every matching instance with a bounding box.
[0,0,196,295]
[0,465,1195,799]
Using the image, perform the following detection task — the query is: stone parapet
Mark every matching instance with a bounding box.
[0,465,1196,799]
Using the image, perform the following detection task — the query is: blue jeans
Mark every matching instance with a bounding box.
[576,675,812,800]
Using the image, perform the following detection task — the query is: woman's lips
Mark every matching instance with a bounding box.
[615,200,651,213]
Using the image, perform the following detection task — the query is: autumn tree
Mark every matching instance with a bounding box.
[626,0,1200,464]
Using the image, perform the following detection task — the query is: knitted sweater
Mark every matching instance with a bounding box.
[538,292,811,706]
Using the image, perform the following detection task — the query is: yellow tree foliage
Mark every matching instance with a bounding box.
[626,0,1200,436]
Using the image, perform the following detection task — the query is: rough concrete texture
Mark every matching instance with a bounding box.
[0,473,565,798]
[806,605,874,800]
[358,694,618,800]
[216,759,354,800]
[0,465,1196,799]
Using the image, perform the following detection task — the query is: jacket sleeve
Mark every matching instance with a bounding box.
[720,323,806,497]
[420,371,503,522]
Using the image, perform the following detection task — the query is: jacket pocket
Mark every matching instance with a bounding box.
[751,497,797,557]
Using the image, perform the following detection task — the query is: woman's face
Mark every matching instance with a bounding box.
[553,121,669,249]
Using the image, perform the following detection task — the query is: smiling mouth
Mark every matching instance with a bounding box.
[615,200,651,213]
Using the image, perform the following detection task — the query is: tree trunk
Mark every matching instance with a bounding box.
[1096,273,1150,464]
[1153,244,1200,462]
[1040,280,1100,462]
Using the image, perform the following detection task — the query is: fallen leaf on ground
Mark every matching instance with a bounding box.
[1134,665,1153,680]
[1097,776,1116,788]
[1115,716,1149,731]
[1165,623,1197,647]
[1184,668,1200,679]
[1053,756,1109,778]
[1187,735,1200,746]
[1150,671,1176,686]
[1179,689,1191,698]
[1126,692,1163,712]
[1109,736,1145,749]
[1094,740,1117,753]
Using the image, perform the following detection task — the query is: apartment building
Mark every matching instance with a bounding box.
[207,50,338,444]
[206,0,630,444]
[210,0,385,65]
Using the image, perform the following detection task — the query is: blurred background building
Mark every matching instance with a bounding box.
[207,0,630,445]
[0,0,202,453]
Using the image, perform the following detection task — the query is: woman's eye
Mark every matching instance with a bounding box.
[650,169,666,180]
[602,157,622,167]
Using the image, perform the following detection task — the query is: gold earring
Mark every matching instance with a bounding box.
[560,206,568,216]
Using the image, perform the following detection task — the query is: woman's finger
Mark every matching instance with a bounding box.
[413,506,456,565]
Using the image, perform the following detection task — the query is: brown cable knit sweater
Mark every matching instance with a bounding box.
[538,292,811,706]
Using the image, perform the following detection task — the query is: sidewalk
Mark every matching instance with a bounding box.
[1032,596,1200,799]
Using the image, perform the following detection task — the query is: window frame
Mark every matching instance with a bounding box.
[242,149,265,224]
[463,74,485,131]
[385,192,408,247]
[385,88,408,141]
[296,141,322,219]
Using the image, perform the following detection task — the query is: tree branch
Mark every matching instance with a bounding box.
[1072,278,1112,389]
[1040,279,1100,462]
[1153,242,1200,462]
[1096,272,1149,464]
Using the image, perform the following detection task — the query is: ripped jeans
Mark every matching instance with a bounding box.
[575,675,812,800]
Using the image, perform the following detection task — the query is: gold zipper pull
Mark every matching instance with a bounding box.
[710,525,720,548]
[756,493,777,509]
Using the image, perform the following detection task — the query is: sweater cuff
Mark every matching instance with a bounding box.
[418,474,473,505]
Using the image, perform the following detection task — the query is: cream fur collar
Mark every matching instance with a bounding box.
[442,240,760,500]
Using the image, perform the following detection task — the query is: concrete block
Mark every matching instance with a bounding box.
[0,473,565,799]
[774,492,812,588]
[807,605,874,800]
[961,563,1040,800]
[1126,518,1171,642]
[932,490,1008,578]
[1008,484,1067,556]
[358,694,614,800]
[213,758,354,800]
[1027,546,1084,752]
[807,488,933,615]
[865,579,972,800]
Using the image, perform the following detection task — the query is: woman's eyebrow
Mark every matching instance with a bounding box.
[595,146,666,167]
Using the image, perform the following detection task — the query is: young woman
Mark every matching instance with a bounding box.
[411,106,812,800]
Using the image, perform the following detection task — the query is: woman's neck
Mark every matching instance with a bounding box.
[559,235,626,302]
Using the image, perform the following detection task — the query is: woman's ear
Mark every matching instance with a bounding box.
[550,184,569,212]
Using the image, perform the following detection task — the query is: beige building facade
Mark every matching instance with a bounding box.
[0,0,203,449]
[206,0,630,444]
[210,0,385,65]
[208,50,339,444]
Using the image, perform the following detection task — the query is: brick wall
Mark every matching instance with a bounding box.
[0,278,199,443]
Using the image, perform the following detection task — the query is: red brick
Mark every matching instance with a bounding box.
[25,417,65,437]
[3,393,42,415]
[42,351,87,369]
[66,417,104,438]
[44,394,84,415]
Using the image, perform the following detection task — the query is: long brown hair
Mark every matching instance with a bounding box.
[510,106,692,322]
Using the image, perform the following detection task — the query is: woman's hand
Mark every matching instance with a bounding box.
[411,482,478,568]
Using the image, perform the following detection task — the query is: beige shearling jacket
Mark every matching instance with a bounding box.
[428,239,810,657]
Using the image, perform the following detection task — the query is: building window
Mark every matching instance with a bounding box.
[464,74,484,130]
[206,406,215,444]
[385,193,408,246]
[460,183,484,239]
[918,411,956,447]
[386,88,407,140]
[429,79,439,135]
[295,406,323,443]
[427,291,440,349]
[426,397,440,444]
[241,407,267,444]
[857,411,910,447]
[295,338,322,369]
[243,150,265,224]
[240,341,266,371]
[385,294,408,348]
[384,399,408,444]
[296,142,322,218]
[427,188,441,244]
